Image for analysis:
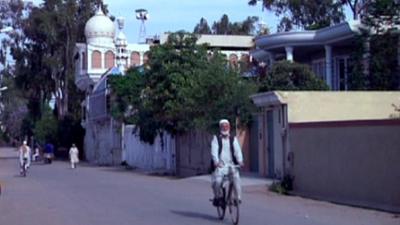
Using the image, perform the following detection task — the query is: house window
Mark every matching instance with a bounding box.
[92,50,102,69]
[131,52,140,66]
[105,51,115,68]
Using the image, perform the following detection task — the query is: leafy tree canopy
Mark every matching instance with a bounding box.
[194,14,264,35]
[109,32,257,143]
[248,0,345,31]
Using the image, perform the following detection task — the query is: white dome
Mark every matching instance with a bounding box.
[84,8,115,44]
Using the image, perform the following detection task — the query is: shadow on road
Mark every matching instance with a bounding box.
[170,209,219,222]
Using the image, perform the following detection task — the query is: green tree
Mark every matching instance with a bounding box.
[193,17,211,34]
[8,0,102,121]
[0,0,100,148]
[259,61,329,92]
[248,0,345,31]
[109,32,257,143]
[0,71,29,141]
[33,106,58,145]
[341,0,371,20]
[211,14,259,35]
[347,0,400,90]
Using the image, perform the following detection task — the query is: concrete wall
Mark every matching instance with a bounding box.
[84,118,122,166]
[122,125,176,173]
[289,120,400,212]
[251,91,400,123]
[175,131,212,177]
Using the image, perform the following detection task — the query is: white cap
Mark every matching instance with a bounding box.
[219,119,230,125]
[23,140,27,145]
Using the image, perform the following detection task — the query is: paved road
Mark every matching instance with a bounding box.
[0,148,398,225]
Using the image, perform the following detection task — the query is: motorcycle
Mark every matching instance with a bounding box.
[43,153,53,164]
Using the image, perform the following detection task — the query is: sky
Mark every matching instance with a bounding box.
[24,0,353,44]
[29,0,279,43]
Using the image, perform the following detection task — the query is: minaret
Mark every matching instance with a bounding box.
[115,17,128,74]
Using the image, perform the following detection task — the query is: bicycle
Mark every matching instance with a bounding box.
[212,165,240,225]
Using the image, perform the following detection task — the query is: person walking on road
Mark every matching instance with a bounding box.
[69,144,79,169]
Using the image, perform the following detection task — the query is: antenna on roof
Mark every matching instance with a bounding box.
[135,9,149,43]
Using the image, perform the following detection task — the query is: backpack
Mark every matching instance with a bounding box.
[209,135,239,173]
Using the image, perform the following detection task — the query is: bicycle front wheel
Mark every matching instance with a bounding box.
[229,201,239,225]
[227,184,239,225]
[216,188,226,220]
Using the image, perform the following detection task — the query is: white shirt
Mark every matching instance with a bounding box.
[211,135,243,166]
[19,145,31,166]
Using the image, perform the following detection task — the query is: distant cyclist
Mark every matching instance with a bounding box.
[211,119,244,206]
[19,140,31,174]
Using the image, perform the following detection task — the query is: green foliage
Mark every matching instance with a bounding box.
[33,107,58,145]
[0,70,28,140]
[269,175,294,195]
[34,113,56,145]
[362,0,400,34]
[207,14,260,35]
[248,0,345,31]
[258,61,329,92]
[390,102,400,119]
[56,115,85,150]
[369,33,399,90]
[108,68,145,123]
[347,0,400,91]
[109,32,257,143]
[347,33,369,90]
[193,17,211,34]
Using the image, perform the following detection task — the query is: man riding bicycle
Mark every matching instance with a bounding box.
[19,140,31,174]
[211,119,244,206]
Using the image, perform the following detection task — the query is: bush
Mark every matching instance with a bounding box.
[269,175,294,195]
[259,61,329,92]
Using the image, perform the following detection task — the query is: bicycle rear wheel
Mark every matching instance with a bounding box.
[216,187,226,220]
[21,163,26,177]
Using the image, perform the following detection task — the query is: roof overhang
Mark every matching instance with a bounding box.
[254,21,363,51]
[250,91,286,107]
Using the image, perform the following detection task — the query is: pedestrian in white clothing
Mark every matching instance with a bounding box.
[69,144,79,169]
[19,140,31,173]
[211,119,244,207]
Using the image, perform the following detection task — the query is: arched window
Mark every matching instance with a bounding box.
[143,52,149,64]
[92,50,102,69]
[82,51,87,70]
[130,52,140,66]
[105,51,115,68]
[229,53,239,69]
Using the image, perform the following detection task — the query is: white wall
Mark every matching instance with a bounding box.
[84,118,121,165]
[122,125,175,173]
